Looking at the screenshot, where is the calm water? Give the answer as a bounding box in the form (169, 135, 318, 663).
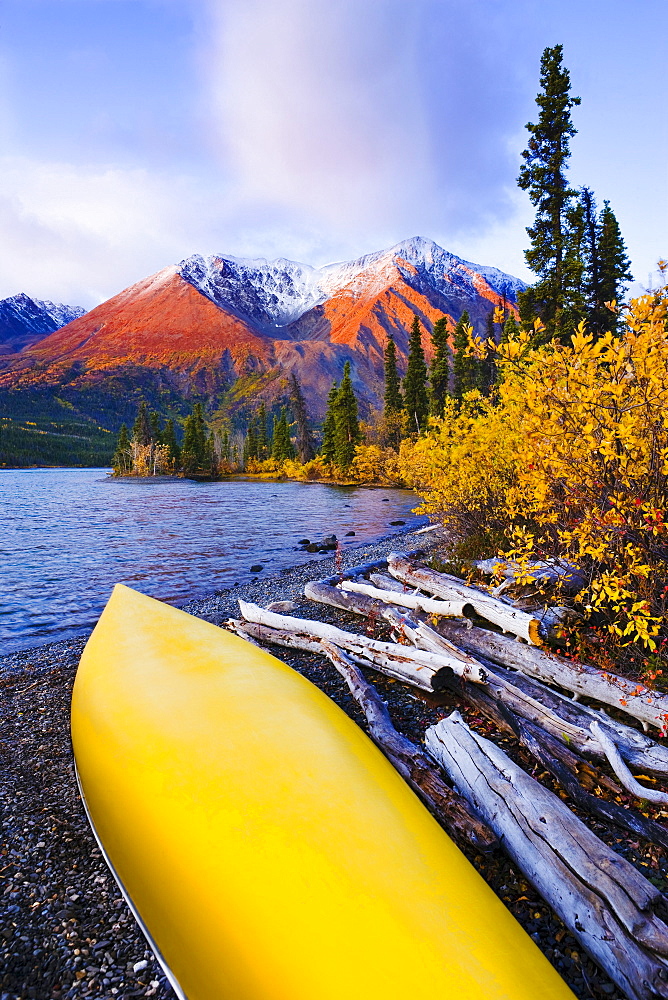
(0, 468, 424, 655)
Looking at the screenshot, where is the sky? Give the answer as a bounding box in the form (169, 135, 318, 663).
(0, 0, 665, 308)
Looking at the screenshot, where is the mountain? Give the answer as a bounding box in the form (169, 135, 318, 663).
(0, 293, 86, 355)
(0, 238, 525, 465)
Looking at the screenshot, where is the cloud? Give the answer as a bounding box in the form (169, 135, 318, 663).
(0, 155, 223, 306)
(203, 0, 529, 249)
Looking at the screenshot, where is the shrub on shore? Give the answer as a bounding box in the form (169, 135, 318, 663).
(398, 275, 668, 675)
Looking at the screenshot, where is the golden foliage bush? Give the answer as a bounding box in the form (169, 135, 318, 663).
(349, 445, 406, 486)
(401, 274, 668, 669)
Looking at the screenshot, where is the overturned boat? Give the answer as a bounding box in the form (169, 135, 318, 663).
(71, 583, 574, 1000)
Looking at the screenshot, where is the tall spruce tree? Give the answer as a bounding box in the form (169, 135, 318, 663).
(112, 423, 131, 475)
(403, 315, 429, 433)
(580, 189, 632, 336)
(518, 45, 583, 341)
(272, 408, 294, 461)
(597, 200, 633, 333)
(256, 402, 269, 460)
(452, 311, 478, 402)
(132, 402, 152, 446)
(243, 417, 258, 464)
(160, 418, 180, 468)
(333, 362, 360, 470)
(181, 403, 207, 474)
(320, 381, 338, 463)
(289, 372, 316, 463)
(429, 317, 450, 417)
(383, 336, 403, 414)
(477, 311, 497, 398)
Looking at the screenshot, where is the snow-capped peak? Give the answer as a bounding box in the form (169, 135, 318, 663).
(178, 238, 525, 329)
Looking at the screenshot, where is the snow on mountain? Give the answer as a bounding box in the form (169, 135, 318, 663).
(178, 237, 525, 331)
(0, 293, 87, 355)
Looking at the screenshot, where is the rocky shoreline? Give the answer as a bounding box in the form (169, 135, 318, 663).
(0, 524, 641, 999)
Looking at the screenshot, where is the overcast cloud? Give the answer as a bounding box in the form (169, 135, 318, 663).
(0, 0, 664, 307)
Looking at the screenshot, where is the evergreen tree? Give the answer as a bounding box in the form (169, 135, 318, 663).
(289, 372, 316, 463)
(383, 336, 403, 414)
(597, 200, 633, 333)
(149, 411, 161, 442)
(501, 313, 520, 345)
(453, 311, 479, 402)
(220, 428, 230, 462)
(333, 362, 360, 470)
(132, 402, 152, 446)
(243, 417, 258, 464)
(320, 381, 338, 463)
(181, 403, 207, 474)
(518, 45, 583, 340)
(579, 189, 633, 336)
(112, 423, 131, 475)
(403, 315, 429, 433)
(429, 317, 450, 417)
(160, 418, 180, 468)
(256, 402, 269, 460)
(272, 408, 294, 461)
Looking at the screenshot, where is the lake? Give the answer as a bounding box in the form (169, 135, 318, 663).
(0, 468, 424, 655)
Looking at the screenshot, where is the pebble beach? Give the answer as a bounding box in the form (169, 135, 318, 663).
(1, 524, 654, 1000)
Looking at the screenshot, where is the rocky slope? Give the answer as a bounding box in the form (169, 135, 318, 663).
(0, 237, 524, 433)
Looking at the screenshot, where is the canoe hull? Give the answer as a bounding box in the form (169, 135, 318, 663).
(71, 584, 574, 1000)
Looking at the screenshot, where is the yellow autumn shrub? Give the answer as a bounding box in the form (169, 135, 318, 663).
(402, 271, 668, 665)
(397, 394, 522, 540)
(498, 280, 668, 654)
(349, 445, 407, 486)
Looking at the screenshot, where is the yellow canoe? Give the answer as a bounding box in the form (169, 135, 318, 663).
(71, 584, 575, 1000)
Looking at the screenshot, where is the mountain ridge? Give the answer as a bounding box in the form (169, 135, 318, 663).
(0, 237, 525, 466)
(0, 293, 86, 355)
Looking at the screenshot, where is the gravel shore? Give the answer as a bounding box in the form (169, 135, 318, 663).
(1, 524, 661, 999)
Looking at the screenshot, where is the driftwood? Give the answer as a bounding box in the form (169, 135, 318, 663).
(317, 641, 496, 851)
(474, 556, 586, 593)
(436, 618, 668, 735)
(341, 578, 471, 618)
(387, 553, 546, 644)
(426, 711, 668, 1000)
(591, 722, 668, 806)
(306, 575, 668, 778)
(432, 665, 668, 851)
(237, 600, 486, 685)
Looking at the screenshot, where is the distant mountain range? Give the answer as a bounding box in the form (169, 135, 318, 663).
(0, 237, 525, 466)
(0, 293, 86, 355)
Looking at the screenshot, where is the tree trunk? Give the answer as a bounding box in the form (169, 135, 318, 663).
(435, 618, 668, 734)
(237, 600, 486, 685)
(426, 711, 668, 1000)
(387, 553, 546, 643)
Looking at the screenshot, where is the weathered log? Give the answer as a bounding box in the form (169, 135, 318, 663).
(305, 578, 485, 676)
(368, 572, 410, 593)
(591, 722, 668, 806)
(434, 666, 668, 850)
(230, 618, 433, 690)
(435, 618, 668, 735)
(474, 556, 586, 593)
(341, 578, 472, 618)
(426, 711, 668, 1000)
(387, 553, 545, 644)
(236, 601, 487, 685)
(317, 641, 496, 852)
(306, 575, 668, 777)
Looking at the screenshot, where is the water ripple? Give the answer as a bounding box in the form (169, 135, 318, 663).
(0, 468, 423, 655)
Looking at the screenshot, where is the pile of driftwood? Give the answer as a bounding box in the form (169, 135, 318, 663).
(227, 551, 668, 1000)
